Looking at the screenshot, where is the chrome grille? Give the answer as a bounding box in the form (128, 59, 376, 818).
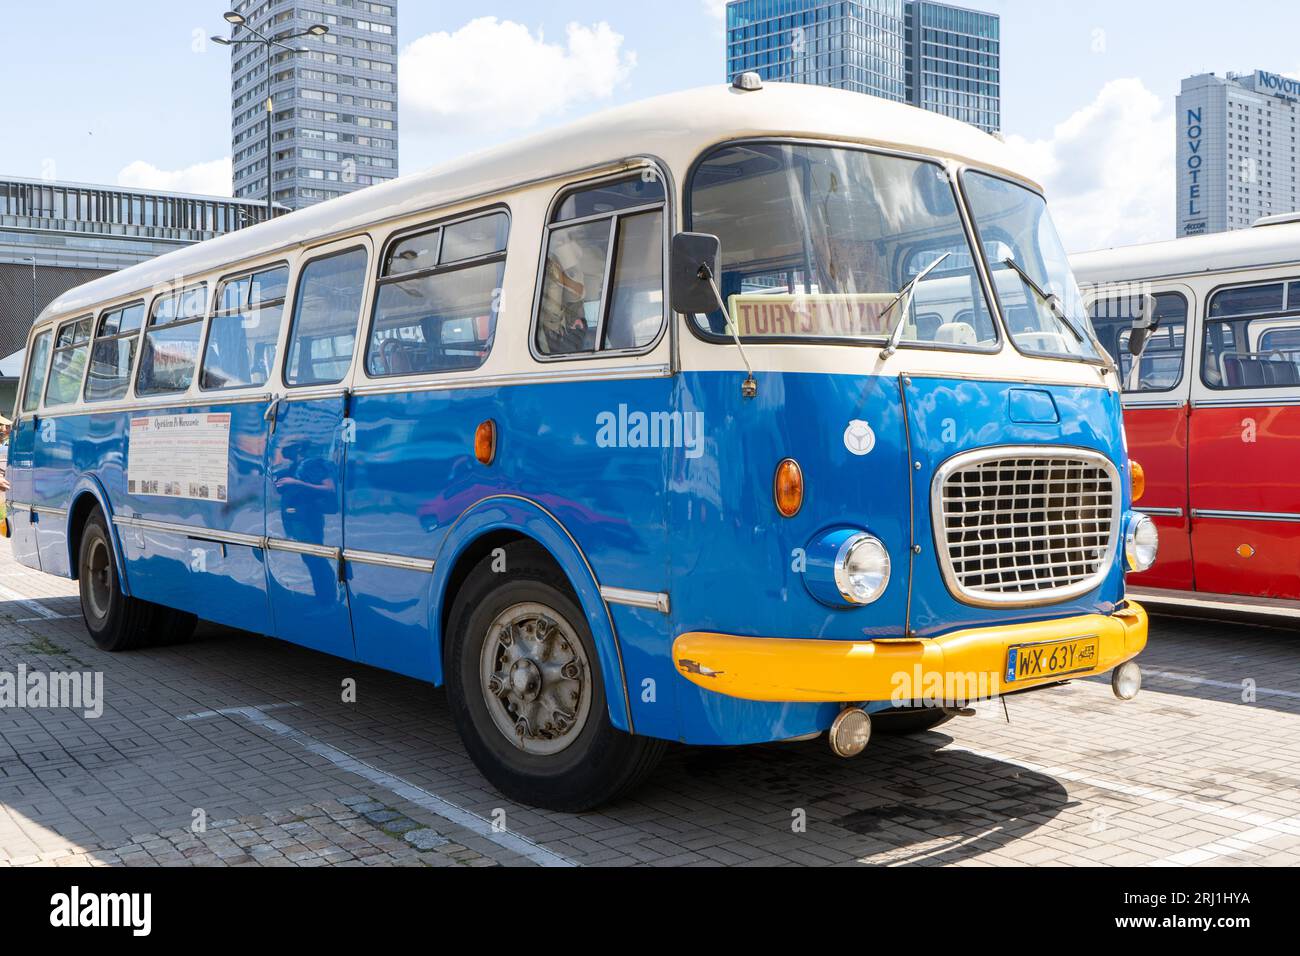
(932, 448, 1120, 607)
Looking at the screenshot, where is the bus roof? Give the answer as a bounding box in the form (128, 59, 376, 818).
(40, 82, 1034, 326)
(1072, 219, 1300, 286)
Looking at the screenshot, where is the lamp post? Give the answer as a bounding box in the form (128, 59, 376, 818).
(213, 10, 329, 223)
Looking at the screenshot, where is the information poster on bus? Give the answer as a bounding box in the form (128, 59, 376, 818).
(727, 293, 895, 339)
(127, 413, 232, 504)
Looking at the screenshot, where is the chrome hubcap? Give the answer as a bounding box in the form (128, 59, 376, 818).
(85, 537, 112, 621)
(479, 602, 591, 756)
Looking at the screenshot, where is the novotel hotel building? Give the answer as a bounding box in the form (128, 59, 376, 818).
(1177, 70, 1300, 237)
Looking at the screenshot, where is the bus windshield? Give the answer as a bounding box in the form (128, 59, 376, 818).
(962, 171, 1101, 361)
(689, 143, 998, 350)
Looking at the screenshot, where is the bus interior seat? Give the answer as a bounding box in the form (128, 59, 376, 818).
(934, 321, 977, 347)
(1223, 352, 1300, 388)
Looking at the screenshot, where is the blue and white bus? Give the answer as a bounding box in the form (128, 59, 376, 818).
(3, 79, 1152, 810)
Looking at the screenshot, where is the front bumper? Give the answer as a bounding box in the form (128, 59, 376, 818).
(673, 602, 1148, 704)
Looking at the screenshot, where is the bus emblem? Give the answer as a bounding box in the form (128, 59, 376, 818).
(844, 420, 876, 457)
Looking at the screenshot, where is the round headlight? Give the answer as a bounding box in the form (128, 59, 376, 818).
(834, 534, 891, 605)
(1125, 514, 1159, 572)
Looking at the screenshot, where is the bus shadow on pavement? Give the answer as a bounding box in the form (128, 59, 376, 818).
(659, 735, 1073, 865)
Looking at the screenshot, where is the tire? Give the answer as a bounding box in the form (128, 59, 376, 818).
(153, 607, 199, 646)
(446, 542, 665, 812)
(78, 508, 158, 652)
(871, 709, 955, 736)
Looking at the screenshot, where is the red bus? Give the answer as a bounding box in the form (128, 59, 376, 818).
(1074, 215, 1300, 622)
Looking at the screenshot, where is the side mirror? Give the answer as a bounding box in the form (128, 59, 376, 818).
(1128, 293, 1160, 358)
(670, 232, 724, 316)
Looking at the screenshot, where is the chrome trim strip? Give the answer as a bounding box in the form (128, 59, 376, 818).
(351, 363, 672, 398)
(1192, 397, 1300, 409)
(600, 586, 671, 615)
(930, 445, 1122, 610)
(1123, 400, 1185, 411)
(265, 537, 342, 560)
(343, 549, 435, 573)
(7, 502, 31, 513)
(34, 506, 69, 519)
(35, 391, 273, 420)
(112, 515, 265, 549)
(1191, 509, 1300, 523)
(1137, 507, 1185, 518)
(283, 387, 350, 403)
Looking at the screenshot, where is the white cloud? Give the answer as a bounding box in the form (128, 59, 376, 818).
(400, 17, 636, 135)
(1003, 78, 1174, 253)
(116, 158, 232, 197)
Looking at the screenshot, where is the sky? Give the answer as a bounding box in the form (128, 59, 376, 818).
(1, 0, 1298, 252)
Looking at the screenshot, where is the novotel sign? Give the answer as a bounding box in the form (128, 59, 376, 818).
(1184, 106, 1206, 227)
(1256, 70, 1300, 99)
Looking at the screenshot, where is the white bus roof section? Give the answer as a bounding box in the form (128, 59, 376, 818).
(1073, 220, 1300, 287)
(41, 83, 1033, 324)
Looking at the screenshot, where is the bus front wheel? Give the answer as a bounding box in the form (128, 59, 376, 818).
(77, 509, 158, 653)
(446, 542, 665, 812)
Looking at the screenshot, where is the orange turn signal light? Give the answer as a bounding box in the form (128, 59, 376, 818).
(774, 458, 804, 518)
(475, 419, 497, 466)
(1129, 460, 1146, 504)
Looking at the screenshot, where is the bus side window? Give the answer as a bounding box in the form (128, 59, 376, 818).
(367, 211, 509, 377)
(1088, 292, 1188, 392)
(284, 247, 369, 387)
(203, 265, 290, 390)
(137, 283, 209, 396)
(21, 330, 53, 413)
(534, 175, 666, 358)
(1202, 280, 1300, 390)
(44, 317, 92, 407)
(85, 302, 145, 403)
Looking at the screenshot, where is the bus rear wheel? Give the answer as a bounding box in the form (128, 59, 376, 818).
(78, 509, 158, 653)
(446, 543, 665, 812)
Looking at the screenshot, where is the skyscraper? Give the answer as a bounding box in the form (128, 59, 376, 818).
(228, 0, 400, 212)
(725, 0, 1001, 135)
(1176, 71, 1300, 237)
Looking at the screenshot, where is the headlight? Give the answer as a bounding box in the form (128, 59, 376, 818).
(1124, 514, 1159, 572)
(834, 534, 891, 605)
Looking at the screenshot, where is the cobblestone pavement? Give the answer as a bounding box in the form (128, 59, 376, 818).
(3, 537, 1299, 867)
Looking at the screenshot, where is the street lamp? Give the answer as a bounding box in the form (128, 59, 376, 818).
(212, 10, 329, 223)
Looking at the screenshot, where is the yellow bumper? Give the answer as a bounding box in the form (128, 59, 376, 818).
(673, 603, 1148, 704)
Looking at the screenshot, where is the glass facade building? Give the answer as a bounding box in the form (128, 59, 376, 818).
(227, 0, 400, 211)
(905, 1, 1000, 134)
(726, 0, 1001, 135)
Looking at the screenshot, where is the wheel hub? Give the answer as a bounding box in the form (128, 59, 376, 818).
(480, 603, 591, 756)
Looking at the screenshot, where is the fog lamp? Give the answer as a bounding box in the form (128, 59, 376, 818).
(829, 707, 872, 758)
(1112, 661, 1142, 701)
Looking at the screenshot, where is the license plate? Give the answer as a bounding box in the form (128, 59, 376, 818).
(1005, 636, 1099, 683)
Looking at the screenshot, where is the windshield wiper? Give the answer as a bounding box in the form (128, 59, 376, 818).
(999, 257, 1083, 344)
(879, 252, 951, 358)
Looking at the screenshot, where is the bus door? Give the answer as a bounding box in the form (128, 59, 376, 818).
(1090, 288, 1195, 591)
(7, 328, 52, 568)
(264, 241, 371, 661)
(1189, 277, 1300, 598)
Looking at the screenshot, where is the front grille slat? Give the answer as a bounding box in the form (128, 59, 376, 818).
(934, 448, 1119, 606)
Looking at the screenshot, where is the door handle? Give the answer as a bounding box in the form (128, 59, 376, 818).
(264, 395, 284, 435)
